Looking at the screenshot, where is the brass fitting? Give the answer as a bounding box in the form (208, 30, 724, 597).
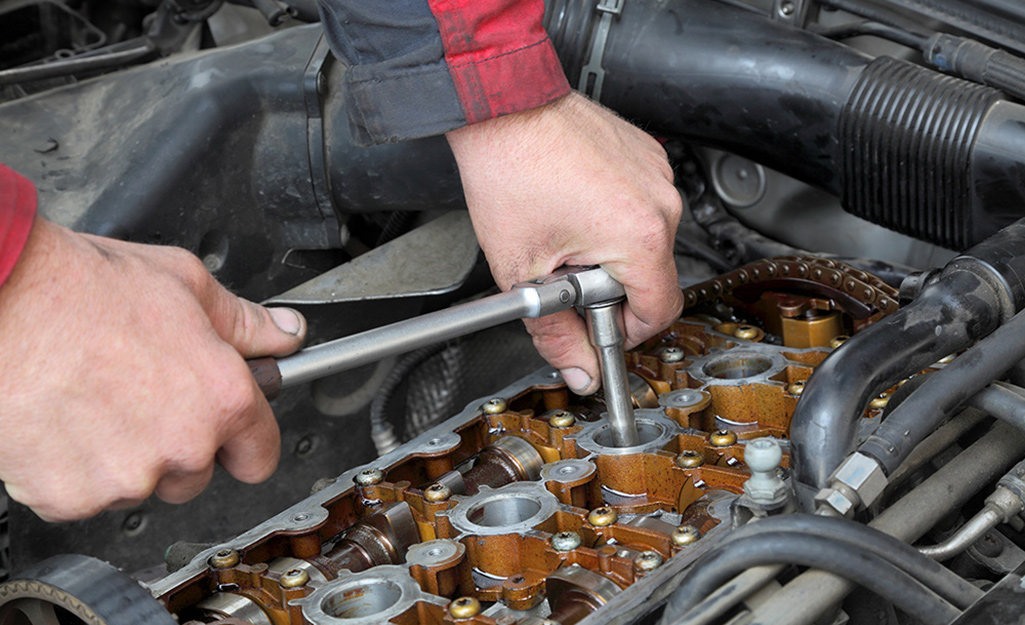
(449, 596, 482, 619)
(670, 525, 702, 547)
(481, 397, 508, 415)
(424, 483, 452, 503)
(279, 568, 310, 589)
(354, 468, 384, 487)
(549, 410, 577, 428)
(674, 449, 705, 469)
(208, 548, 240, 569)
(709, 429, 738, 447)
(587, 506, 618, 527)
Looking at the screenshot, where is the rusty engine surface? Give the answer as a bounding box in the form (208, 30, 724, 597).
(120, 256, 899, 625)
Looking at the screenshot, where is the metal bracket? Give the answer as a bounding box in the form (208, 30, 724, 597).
(577, 0, 625, 101)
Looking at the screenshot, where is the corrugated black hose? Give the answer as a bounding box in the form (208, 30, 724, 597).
(369, 343, 448, 456)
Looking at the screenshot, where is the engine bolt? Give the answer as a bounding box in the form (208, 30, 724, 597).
(448, 596, 482, 619)
(279, 568, 310, 589)
(588, 506, 618, 527)
(735, 325, 759, 340)
(671, 525, 702, 547)
(424, 483, 452, 503)
(870, 394, 891, 409)
(354, 468, 384, 487)
(481, 397, 508, 415)
(660, 346, 686, 363)
(709, 429, 737, 447)
(550, 531, 583, 552)
(633, 550, 664, 572)
(549, 410, 577, 428)
(788, 381, 805, 396)
(779, 0, 796, 16)
(674, 449, 705, 469)
(209, 548, 240, 569)
(829, 335, 850, 349)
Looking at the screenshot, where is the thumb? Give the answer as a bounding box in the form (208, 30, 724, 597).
(206, 289, 307, 358)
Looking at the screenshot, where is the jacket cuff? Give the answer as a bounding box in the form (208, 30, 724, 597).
(343, 58, 468, 146)
(0, 165, 38, 289)
(429, 0, 571, 125)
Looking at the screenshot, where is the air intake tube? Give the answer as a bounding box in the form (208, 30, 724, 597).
(544, 0, 1025, 249)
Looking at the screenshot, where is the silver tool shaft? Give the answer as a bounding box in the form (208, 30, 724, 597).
(279, 285, 565, 389)
(585, 302, 640, 447)
(249, 266, 629, 400)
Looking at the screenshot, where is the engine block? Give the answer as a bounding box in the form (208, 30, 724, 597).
(1, 257, 902, 625)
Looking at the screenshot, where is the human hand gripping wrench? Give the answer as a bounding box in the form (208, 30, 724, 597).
(248, 266, 641, 447)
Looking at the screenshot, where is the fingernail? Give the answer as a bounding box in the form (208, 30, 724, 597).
(560, 367, 592, 393)
(269, 307, 302, 335)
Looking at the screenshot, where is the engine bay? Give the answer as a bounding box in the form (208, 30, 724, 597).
(5, 0, 1025, 623)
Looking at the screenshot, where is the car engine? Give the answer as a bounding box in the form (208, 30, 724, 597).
(4, 0, 1025, 623)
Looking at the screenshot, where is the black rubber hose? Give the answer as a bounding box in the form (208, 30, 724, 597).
(661, 534, 960, 625)
(660, 514, 980, 623)
(861, 308, 1025, 474)
(790, 217, 1025, 498)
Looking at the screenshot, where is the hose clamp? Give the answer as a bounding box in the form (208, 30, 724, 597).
(578, 0, 624, 100)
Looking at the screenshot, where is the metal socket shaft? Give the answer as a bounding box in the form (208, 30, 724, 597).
(585, 302, 639, 447)
(277, 280, 577, 390)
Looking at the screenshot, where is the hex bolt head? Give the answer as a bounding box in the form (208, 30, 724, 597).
(735, 325, 759, 340)
(279, 568, 310, 589)
(675, 449, 706, 469)
(587, 506, 618, 527)
(449, 596, 482, 619)
(633, 550, 664, 572)
(660, 346, 686, 363)
(788, 381, 805, 396)
(354, 468, 384, 487)
(424, 483, 452, 503)
(209, 548, 240, 569)
(829, 335, 850, 349)
(709, 429, 738, 447)
(671, 525, 702, 547)
(482, 397, 508, 415)
(550, 531, 583, 552)
(549, 410, 577, 428)
(870, 394, 891, 409)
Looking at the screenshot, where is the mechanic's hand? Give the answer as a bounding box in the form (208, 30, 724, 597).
(0, 218, 306, 522)
(447, 91, 683, 395)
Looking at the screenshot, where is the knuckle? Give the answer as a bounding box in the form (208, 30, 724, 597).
(171, 248, 212, 293)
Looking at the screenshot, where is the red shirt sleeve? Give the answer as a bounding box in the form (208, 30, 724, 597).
(0, 165, 38, 288)
(427, 0, 571, 125)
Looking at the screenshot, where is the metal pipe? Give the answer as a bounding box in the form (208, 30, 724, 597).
(967, 382, 1025, 432)
(917, 504, 1004, 561)
(584, 303, 639, 447)
(746, 422, 1025, 625)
